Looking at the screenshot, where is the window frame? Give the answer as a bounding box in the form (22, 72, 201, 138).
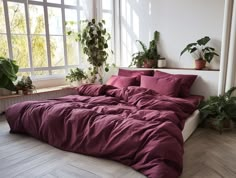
(1, 0, 117, 88)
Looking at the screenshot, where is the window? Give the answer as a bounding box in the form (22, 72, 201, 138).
(0, 0, 116, 82)
(100, 0, 115, 64)
(0, 0, 86, 79)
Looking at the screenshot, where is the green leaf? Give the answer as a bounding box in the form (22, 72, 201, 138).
(197, 36, 210, 46)
(190, 47, 197, 53)
(137, 40, 148, 53)
(180, 43, 197, 56)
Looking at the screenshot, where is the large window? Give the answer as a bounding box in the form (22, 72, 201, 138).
(0, 0, 116, 80)
(100, 0, 114, 64)
(0, 0, 89, 79)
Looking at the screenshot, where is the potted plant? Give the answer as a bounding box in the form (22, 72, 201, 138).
(66, 19, 112, 84)
(0, 57, 19, 95)
(180, 36, 219, 70)
(130, 31, 160, 68)
(199, 87, 236, 133)
(66, 67, 87, 86)
(16, 76, 35, 95)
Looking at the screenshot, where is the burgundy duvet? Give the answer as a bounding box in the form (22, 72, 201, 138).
(6, 85, 197, 178)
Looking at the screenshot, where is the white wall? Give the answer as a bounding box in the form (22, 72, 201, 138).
(120, 0, 225, 69)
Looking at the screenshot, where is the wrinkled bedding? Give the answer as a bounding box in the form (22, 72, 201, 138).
(6, 84, 197, 178)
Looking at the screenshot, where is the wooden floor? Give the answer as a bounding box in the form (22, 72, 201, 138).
(0, 117, 236, 178)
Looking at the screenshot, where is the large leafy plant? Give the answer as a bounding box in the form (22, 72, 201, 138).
(180, 36, 219, 63)
(0, 57, 19, 91)
(199, 87, 236, 131)
(67, 19, 112, 83)
(130, 31, 160, 67)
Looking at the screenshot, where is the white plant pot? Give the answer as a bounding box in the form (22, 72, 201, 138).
(158, 59, 167, 68)
(0, 88, 12, 96)
(71, 81, 82, 87)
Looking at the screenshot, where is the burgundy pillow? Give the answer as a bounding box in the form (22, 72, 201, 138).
(118, 69, 154, 85)
(106, 75, 137, 88)
(140, 75, 181, 97)
(154, 70, 197, 97)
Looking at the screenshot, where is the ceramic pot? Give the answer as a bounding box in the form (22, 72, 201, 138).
(195, 59, 206, 70)
(0, 88, 12, 96)
(158, 59, 166, 68)
(143, 59, 156, 68)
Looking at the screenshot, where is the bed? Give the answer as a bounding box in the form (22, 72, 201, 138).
(5, 69, 204, 178)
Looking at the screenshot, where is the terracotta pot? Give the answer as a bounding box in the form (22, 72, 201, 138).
(195, 59, 206, 70)
(143, 59, 157, 68)
(205, 118, 234, 134)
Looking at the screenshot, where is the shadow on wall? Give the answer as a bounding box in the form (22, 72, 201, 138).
(120, 0, 224, 69)
(120, 0, 154, 67)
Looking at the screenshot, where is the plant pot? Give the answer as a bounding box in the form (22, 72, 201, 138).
(195, 59, 206, 70)
(71, 81, 82, 87)
(143, 59, 157, 68)
(0, 88, 12, 96)
(157, 58, 166, 68)
(205, 118, 234, 133)
(23, 89, 28, 95)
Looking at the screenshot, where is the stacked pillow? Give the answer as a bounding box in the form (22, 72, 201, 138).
(106, 69, 154, 88)
(153, 70, 197, 97)
(106, 68, 197, 97)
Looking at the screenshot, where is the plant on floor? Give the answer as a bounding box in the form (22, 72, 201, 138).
(66, 19, 113, 84)
(130, 31, 160, 68)
(66, 67, 87, 83)
(180, 36, 219, 70)
(199, 87, 236, 133)
(0, 57, 19, 91)
(16, 76, 35, 94)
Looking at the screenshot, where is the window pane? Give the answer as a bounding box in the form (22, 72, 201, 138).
(65, 9, 77, 31)
(17, 72, 31, 77)
(29, 5, 45, 35)
(64, 0, 77, 6)
(102, 12, 112, 34)
(0, 0, 6, 33)
(80, 10, 86, 21)
(0, 35, 8, 57)
(102, 0, 112, 11)
(52, 69, 65, 75)
(11, 35, 29, 68)
(33, 70, 49, 76)
(8, 2, 27, 34)
(66, 36, 79, 65)
(31, 35, 48, 67)
(47, 0, 61, 4)
(50, 36, 65, 66)
(48, 7, 63, 35)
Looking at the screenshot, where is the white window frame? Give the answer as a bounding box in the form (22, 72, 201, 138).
(1, 0, 117, 88)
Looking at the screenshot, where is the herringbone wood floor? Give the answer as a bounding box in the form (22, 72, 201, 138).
(181, 128, 236, 178)
(1, 117, 236, 178)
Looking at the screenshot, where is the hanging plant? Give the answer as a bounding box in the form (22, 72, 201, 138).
(66, 19, 113, 83)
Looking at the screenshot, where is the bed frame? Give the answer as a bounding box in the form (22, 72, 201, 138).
(105, 67, 220, 141)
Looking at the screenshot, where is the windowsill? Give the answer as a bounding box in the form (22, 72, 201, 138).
(125, 67, 220, 71)
(0, 85, 75, 100)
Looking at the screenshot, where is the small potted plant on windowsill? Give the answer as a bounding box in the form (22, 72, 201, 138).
(180, 36, 219, 70)
(16, 76, 35, 95)
(66, 68, 87, 86)
(199, 87, 236, 133)
(129, 31, 161, 68)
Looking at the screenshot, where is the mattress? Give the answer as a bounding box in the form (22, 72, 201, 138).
(182, 110, 200, 142)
